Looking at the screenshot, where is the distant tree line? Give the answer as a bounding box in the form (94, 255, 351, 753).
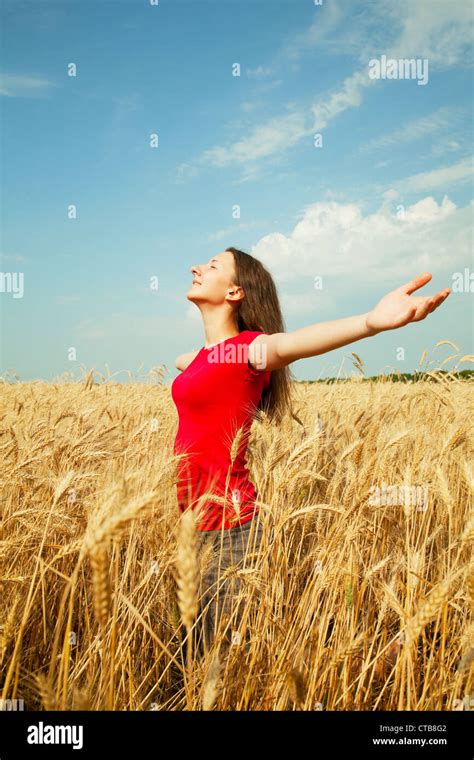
(301, 369, 474, 384)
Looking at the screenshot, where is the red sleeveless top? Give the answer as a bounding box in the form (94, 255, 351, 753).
(171, 330, 271, 530)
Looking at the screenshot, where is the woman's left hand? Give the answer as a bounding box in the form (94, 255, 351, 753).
(366, 272, 451, 334)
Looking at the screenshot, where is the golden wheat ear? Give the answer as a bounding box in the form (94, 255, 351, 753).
(175, 509, 199, 630)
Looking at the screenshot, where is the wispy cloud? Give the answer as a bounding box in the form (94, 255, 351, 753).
(246, 65, 275, 79)
(175, 110, 309, 182)
(284, 0, 360, 61)
(0, 251, 29, 263)
(239, 77, 283, 113)
(310, 68, 373, 131)
(285, 0, 473, 68)
(174, 0, 472, 183)
(430, 140, 463, 158)
(96, 92, 144, 166)
(359, 106, 465, 154)
(207, 220, 264, 243)
(280, 289, 336, 316)
(0, 72, 58, 98)
(393, 157, 473, 193)
(384, 0, 473, 68)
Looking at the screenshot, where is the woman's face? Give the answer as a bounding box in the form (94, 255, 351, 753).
(188, 251, 243, 305)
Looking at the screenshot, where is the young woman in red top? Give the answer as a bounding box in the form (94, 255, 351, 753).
(171, 246, 450, 656)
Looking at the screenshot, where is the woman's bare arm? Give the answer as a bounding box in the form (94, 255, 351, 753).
(175, 349, 199, 372)
(248, 273, 451, 372)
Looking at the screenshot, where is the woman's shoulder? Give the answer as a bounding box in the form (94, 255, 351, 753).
(238, 331, 272, 382)
(239, 330, 271, 356)
(238, 329, 265, 343)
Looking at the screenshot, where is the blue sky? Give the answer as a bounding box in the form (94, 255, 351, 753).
(1, 0, 473, 382)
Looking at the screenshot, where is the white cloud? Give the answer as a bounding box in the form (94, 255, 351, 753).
(199, 111, 308, 168)
(359, 106, 464, 153)
(286, 0, 473, 69)
(0, 72, 58, 97)
(175, 0, 471, 182)
(310, 69, 373, 131)
(239, 79, 283, 113)
(280, 289, 335, 316)
(430, 140, 463, 158)
(284, 0, 351, 60)
(384, 0, 473, 68)
(251, 194, 472, 285)
(207, 220, 263, 242)
(0, 252, 29, 262)
(246, 65, 275, 79)
(393, 157, 473, 193)
(240, 101, 259, 113)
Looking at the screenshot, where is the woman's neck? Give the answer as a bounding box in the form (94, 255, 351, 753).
(200, 314, 240, 349)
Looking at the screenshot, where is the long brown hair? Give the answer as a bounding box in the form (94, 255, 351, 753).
(225, 246, 302, 427)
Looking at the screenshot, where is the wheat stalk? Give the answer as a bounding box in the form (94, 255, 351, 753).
(175, 509, 199, 630)
(404, 577, 452, 645)
(460, 513, 474, 546)
(201, 654, 221, 710)
(286, 666, 307, 708)
(83, 489, 160, 554)
(89, 546, 112, 630)
(72, 686, 91, 711)
(35, 672, 57, 711)
(230, 426, 244, 463)
(0, 596, 19, 665)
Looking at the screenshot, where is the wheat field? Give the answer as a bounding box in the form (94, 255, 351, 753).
(1, 371, 473, 711)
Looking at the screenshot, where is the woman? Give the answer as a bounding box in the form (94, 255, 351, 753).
(171, 246, 450, 657)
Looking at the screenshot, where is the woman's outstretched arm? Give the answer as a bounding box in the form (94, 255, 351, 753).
(249, 273, 451, 371)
